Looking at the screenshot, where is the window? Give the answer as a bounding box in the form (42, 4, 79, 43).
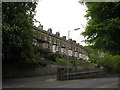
(43, 43, 46, 48)
(79, 53, 82, 58)
(45, 36, 47, 41)
(86, 56, 89, 61)
(82, 54, 86, 60)
(33, 40, 37, 46)
(61, 48, 64, 53)
(56, 46, 58, 51)
(52, 45, 56, 52)
(49, 37, 52, 43)
(75, 52, 78, 57)
(68, 50, 72, 56)
(52, 45, 58, 52)
(45, 43, 48, 48)
(54, 39, 57, 44)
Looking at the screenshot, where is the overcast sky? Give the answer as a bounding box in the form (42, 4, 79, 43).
(34, 0, 88, 46)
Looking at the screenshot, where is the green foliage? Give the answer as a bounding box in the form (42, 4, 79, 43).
(84, 45, 100, 63)
(69, 59, 81, 66)
(51, 58, 70, 65)
(85, 46, 120, 73)
(97, 53, 120, 73)
(47, 53, 58, 62)
(2, 2, 37, 64)
(82, 2, 120, 55)
(47, 52, 64, 62)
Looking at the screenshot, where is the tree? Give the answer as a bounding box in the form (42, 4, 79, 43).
(84, 45, 120, 73)
(2, 2, 37, 64)
(82, 2, 120, 55)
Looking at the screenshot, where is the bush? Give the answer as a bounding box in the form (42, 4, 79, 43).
(97, 53, 120, 73)
(47, 53, 58, 62)
(53, 58, 70, 65)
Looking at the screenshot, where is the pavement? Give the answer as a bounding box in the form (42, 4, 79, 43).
(2, 75, 120, 88)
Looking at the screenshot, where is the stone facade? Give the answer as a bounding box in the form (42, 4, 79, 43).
(33, 25, 90, 61)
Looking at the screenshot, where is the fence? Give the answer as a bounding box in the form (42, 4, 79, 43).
(57, 68, 105, 80)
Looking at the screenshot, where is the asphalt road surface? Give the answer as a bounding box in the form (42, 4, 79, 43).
(2, 75, 119, 88)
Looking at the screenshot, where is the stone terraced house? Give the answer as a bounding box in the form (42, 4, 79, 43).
(33, 25, 90, 61)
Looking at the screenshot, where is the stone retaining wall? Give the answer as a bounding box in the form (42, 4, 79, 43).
(3, 63, 97, 78)
(3, 64, 57, 78)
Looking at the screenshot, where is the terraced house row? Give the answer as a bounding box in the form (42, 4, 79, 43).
(33, 25, 90, 61)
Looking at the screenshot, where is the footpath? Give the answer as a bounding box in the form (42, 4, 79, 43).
(2, 75, 56, 88)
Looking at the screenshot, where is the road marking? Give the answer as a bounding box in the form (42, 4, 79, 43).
(97, 82, 119, 88)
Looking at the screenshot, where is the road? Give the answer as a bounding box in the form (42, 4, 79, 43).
(2, 75, 119, 88)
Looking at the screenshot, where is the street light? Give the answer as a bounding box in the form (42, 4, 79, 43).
(67, 28, 80, 80)
(68, 28, 80, 40)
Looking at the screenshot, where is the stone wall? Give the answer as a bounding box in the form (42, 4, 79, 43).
(3, 64, 57, 78)
(3, 63, 97, 78)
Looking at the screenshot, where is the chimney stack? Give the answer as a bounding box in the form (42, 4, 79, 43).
(72, 40, 76, 43)
(68, 39, 72, 42)
(47, 28, 52, 33)
(56, 32, 60, 37)
(62, 36, 66, 40)
(38, 25, 43, 30)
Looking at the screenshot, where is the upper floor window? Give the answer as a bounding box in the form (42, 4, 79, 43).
(54, 39, 58, 44)
(68, 49, 72, 56)
(52, 45, 58, 52)
(45, 36, 47, 41)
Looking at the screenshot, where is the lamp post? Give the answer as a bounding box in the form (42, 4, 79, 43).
(68, 28, 80, 40)
(67, 28, 80, 80)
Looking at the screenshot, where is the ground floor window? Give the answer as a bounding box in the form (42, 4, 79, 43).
(75, 52, 78, 57)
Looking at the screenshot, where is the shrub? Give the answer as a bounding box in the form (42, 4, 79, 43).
(53, 58, 70, 65)
(97, 53, 120, 73)
(47, 53, 60, 62)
